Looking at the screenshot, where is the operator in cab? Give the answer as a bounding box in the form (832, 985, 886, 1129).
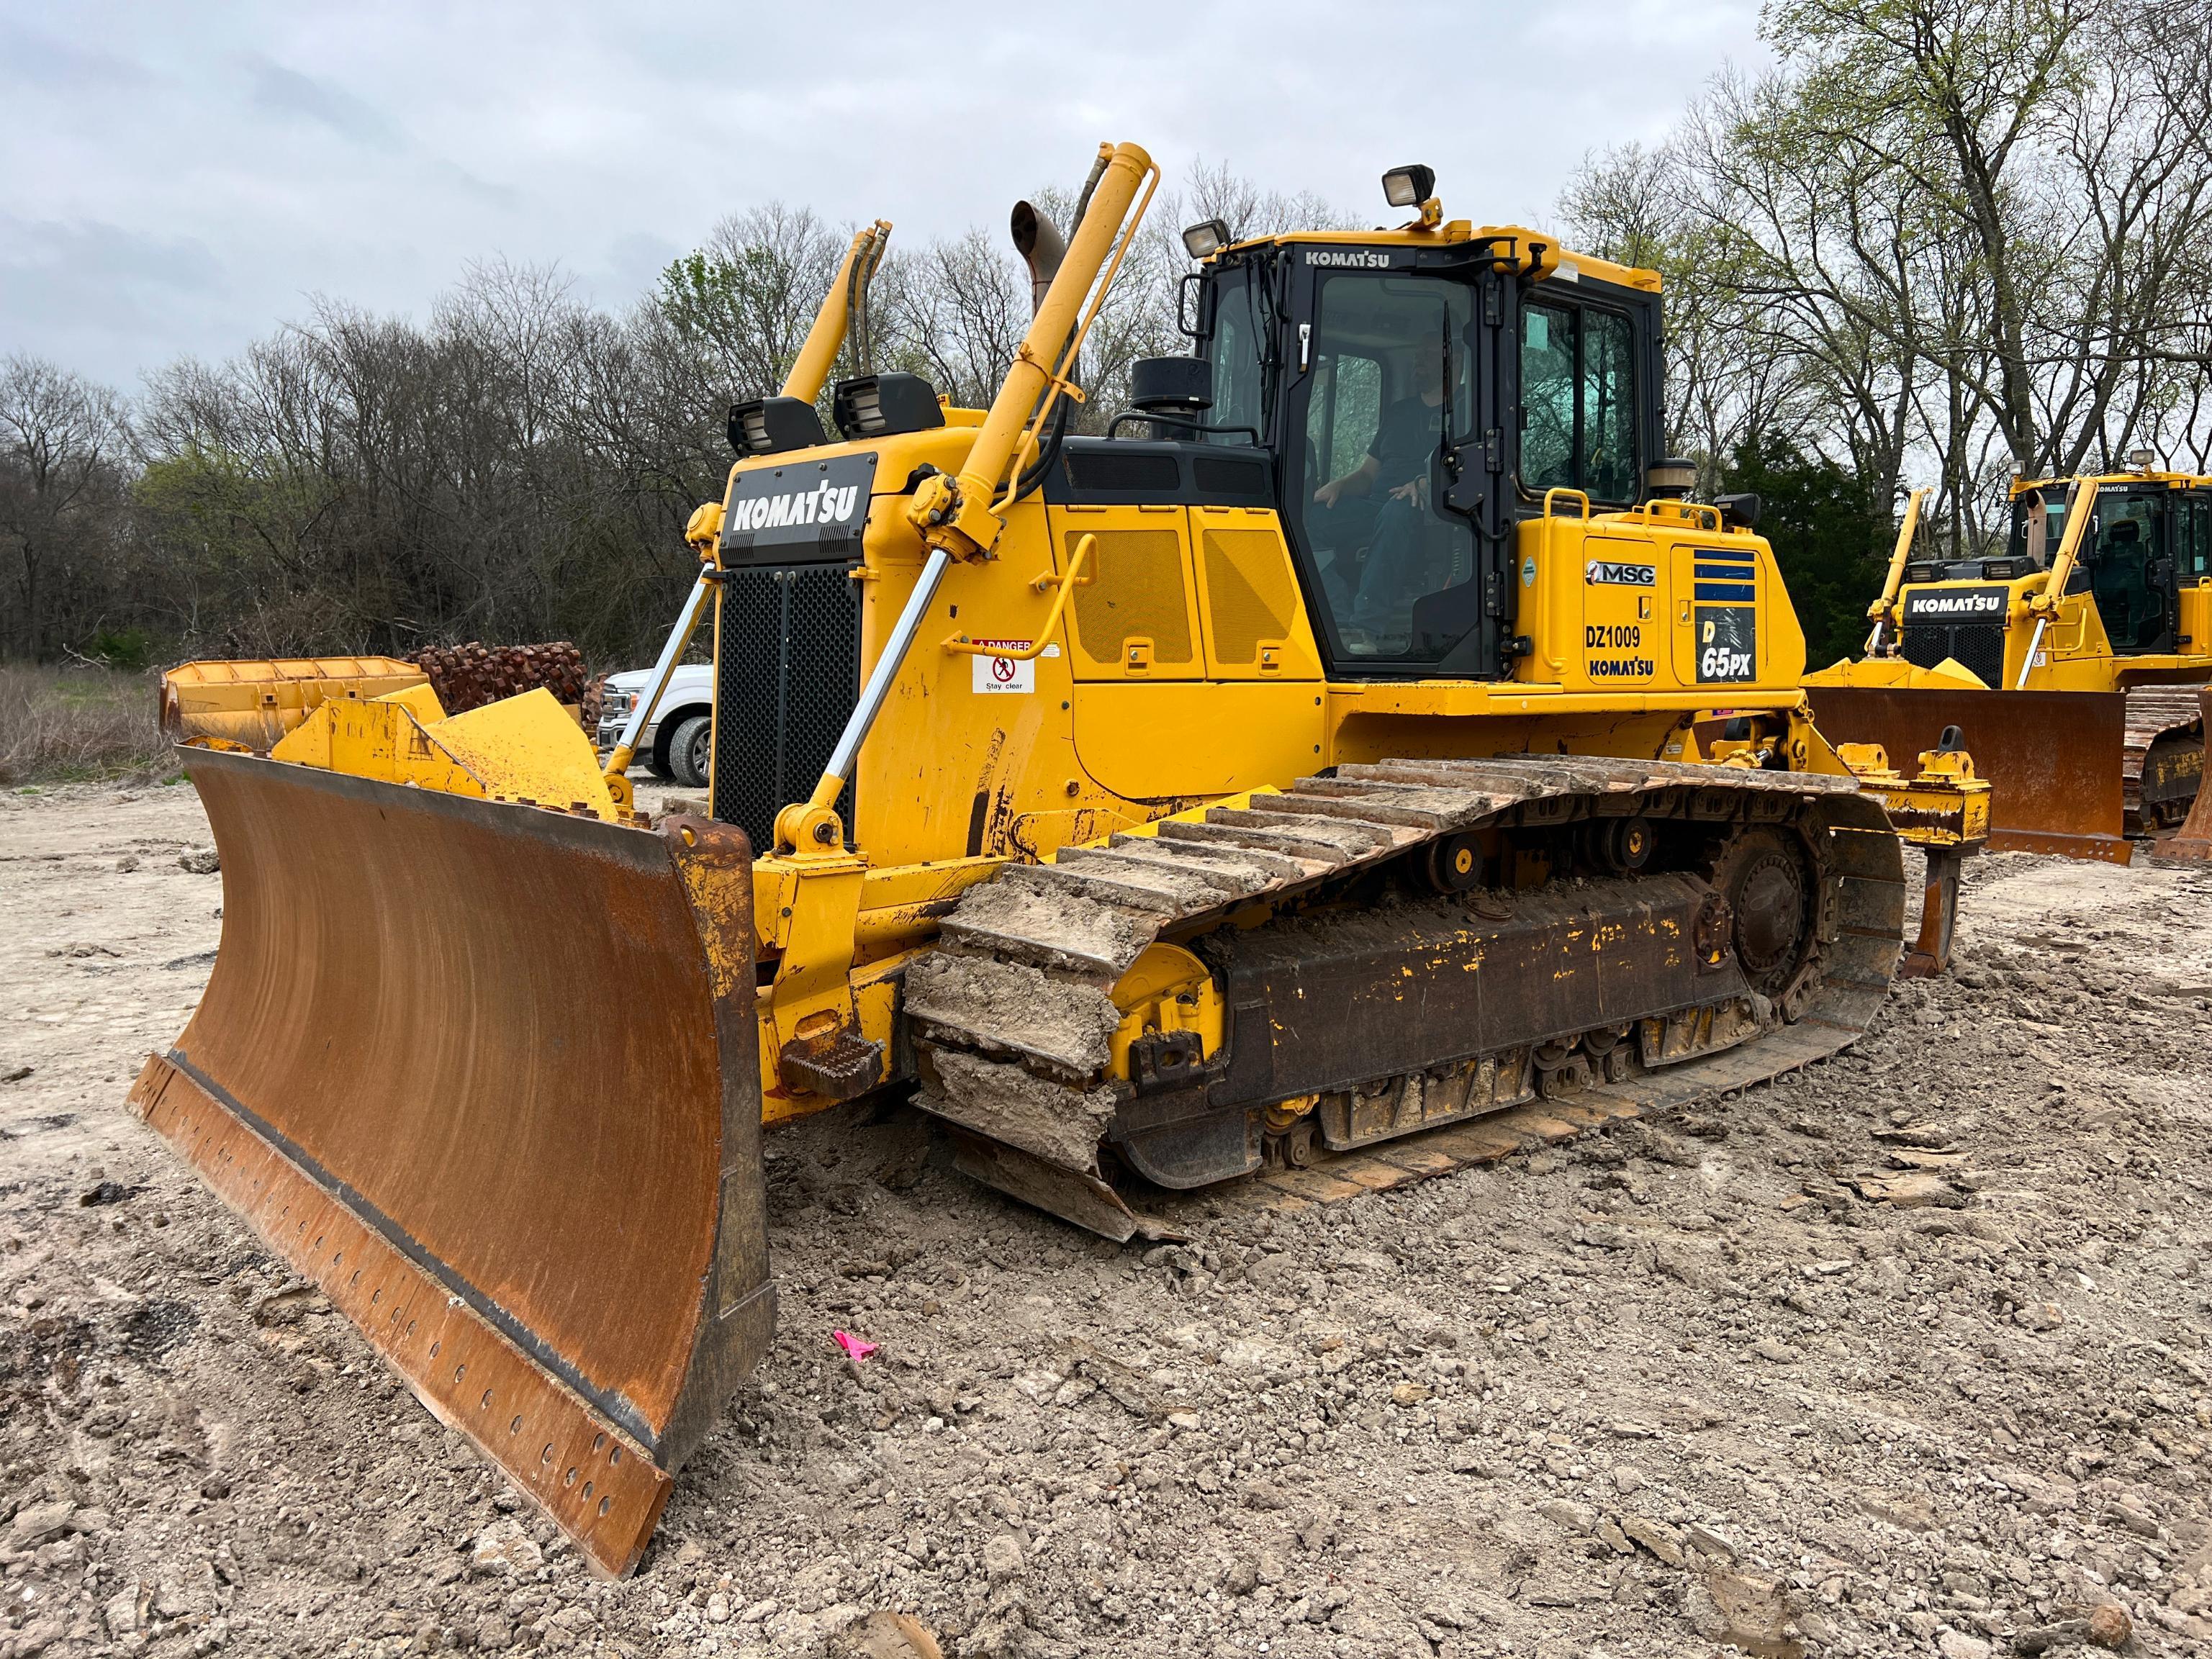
(1309, 350, 1448, 633)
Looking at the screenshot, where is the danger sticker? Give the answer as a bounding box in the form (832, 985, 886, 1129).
(970, 641, 1049, 695)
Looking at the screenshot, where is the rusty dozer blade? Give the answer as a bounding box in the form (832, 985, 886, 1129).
(1806, 685, 2132, 862)
(127, 748, 772, 1577)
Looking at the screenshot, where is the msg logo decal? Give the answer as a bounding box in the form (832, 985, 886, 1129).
(1696, 607, 1757, 684)
(1585, 560, 1656, 587)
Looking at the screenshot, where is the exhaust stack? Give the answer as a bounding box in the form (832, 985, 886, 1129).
(1011, 200, 1066, 315)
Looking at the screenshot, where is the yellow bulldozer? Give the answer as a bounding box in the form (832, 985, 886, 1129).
(130, 144, 1987, 1576)
(1806, 465, 2212, 861)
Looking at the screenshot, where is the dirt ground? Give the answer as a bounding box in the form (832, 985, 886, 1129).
(4, 778, 2212, 1659)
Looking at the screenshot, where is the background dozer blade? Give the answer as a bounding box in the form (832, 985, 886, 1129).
(1806, 685, 2132, 862)
(126, 749, 772, 1577)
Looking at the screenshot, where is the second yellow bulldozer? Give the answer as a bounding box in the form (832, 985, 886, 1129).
(130, 145, 1984, 1576)
(1807, 466, 2212, 860)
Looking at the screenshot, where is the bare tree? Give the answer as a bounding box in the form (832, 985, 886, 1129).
(1181, 157, 1350, 242)
(0, 356, 130, 659)
(1564, 0, 2212, 555)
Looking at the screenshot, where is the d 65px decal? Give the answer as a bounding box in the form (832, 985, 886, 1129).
(1696, 607, 1757, 684)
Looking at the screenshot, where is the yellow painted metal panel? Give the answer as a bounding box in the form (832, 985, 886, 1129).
(1190, 506, 1323, 681)
(268, 688, 615, 820)
(431, 691, 617, 818)
(1072, 680, 1327, 800)
(1049, 505, 1205, 680)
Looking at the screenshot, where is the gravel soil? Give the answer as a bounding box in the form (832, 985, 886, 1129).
(4, 779, 2212, 1659)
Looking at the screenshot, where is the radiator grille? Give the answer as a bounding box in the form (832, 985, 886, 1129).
(710, 565, 862, 852)
(1900, 620, 2006, 687)
(1067, 530, 1194, 668)
(1201, 529, 1295, 664)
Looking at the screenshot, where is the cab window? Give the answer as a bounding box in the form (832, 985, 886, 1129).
(2188, 495, 2212, 580)
(1205, 266, 1270, 443)
(1291, 272, 1478, 664)
(1520, 302, 1638, 503)
(2087, 491, 2168, 651)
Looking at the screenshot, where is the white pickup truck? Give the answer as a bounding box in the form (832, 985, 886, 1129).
(595, 665, 715, 787)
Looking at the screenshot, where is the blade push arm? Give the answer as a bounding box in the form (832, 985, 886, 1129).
(779, 142, 1160, 856)
(2018, 476, 2095, 688)
(1865, 487, 1928, 654)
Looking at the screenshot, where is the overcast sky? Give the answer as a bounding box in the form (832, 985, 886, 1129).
(1, 0, 1769, 390)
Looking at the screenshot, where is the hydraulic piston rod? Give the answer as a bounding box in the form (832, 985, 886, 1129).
(1865, 487, 1929, 655)
(2018, 476, 2095, 689)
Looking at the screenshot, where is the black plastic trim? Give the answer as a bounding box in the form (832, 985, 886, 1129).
(1039, 437, 1275, 507)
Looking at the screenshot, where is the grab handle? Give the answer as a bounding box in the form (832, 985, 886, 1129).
(942, 533, 1097, 661)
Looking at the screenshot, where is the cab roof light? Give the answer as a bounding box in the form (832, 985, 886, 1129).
(1181, 219, 1232, 260)
(1381, 164, 1436, 209)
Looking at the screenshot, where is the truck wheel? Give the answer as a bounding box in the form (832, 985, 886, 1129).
(665, 713, 713, 790)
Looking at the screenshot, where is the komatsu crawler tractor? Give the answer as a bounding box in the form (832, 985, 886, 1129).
(130, 145, 1984, 1574)
(1807, 466, 2212, 861)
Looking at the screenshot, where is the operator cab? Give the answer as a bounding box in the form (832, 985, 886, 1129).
(2000, 471, 2212, 656)
(1152, 176, 1666, 681)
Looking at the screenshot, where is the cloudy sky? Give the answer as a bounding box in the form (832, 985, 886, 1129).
(1, 0, 1769, 389)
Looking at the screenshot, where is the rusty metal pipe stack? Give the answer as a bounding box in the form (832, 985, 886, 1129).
(410, 642, 590, 715)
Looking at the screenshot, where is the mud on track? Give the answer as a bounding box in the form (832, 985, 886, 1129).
(4, 779, 2212, 1658)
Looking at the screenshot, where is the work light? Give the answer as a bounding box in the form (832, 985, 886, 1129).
(1182, 220, 1232, 259)
(1382, 164, 1436, 208)
(727, 395, 827, 457)
(831, 373, 946, 441)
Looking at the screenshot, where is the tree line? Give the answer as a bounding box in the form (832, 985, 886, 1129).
(1558, 0, 2212, 659)
(5, 2, 2210, 672)
(0, 162, 1334, 671)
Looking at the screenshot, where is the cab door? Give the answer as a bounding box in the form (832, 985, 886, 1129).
(2086, 494, 2173, 654)
(2180, 492, 2212, 656)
